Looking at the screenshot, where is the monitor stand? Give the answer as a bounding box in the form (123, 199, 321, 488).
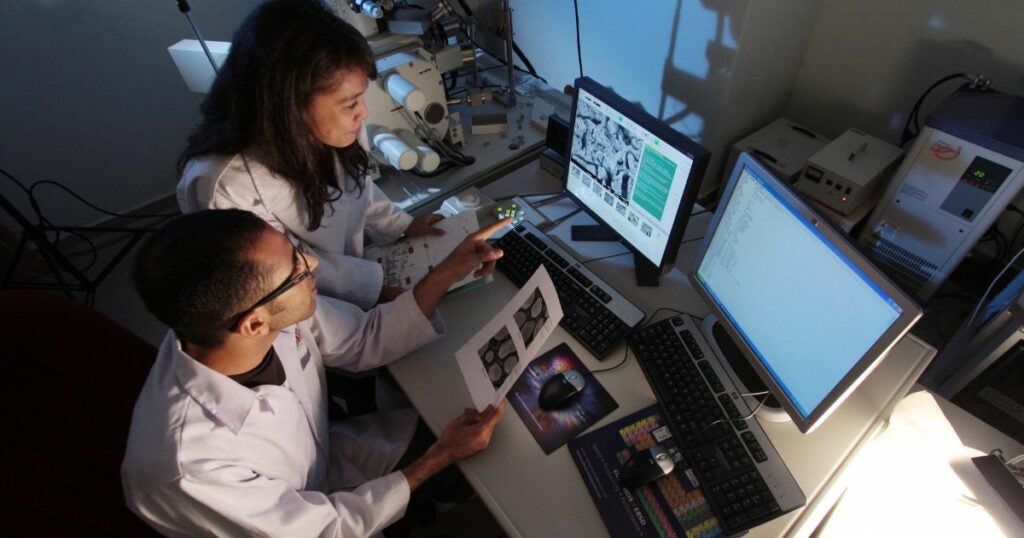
(571, 224, 661, 287)
(701, 315, 790, 424)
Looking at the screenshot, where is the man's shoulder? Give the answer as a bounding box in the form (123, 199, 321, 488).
(122, 340, 240, 486)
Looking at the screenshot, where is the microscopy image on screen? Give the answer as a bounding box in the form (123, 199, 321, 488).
(572, 99, 644, 201)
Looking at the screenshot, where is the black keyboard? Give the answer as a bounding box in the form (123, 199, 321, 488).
(631, 314, 805, 534)
(495, 222, 644, 358)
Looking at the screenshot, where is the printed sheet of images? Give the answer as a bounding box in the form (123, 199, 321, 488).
(364, 210, 485, 291)
(455, 265, 563, 411)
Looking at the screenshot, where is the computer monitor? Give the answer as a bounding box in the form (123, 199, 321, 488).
(692, 152, 923, 433)
(563, 77, 709, 286)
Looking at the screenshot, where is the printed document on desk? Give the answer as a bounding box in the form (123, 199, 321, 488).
(365, 210, 486, 291)
(455, 266, 563, 411)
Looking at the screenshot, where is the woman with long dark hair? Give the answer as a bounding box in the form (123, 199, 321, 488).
(177, 0, 442, 309)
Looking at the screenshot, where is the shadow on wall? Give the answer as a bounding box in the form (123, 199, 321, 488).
(796, 37, 1024, 145)
(655, 0, 743, 149)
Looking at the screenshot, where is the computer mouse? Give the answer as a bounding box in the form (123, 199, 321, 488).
(619, 445, 675, 489)
(538, 370, 586, 410)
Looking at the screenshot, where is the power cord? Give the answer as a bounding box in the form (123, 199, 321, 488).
(2, 169, 144, 273)
(899, 73, 973, 146)
(572, 0, 583, 78)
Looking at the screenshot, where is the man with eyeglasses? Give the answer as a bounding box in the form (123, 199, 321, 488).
(122, 209, 509, 536)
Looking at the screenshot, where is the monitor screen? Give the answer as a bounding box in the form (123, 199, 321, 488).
(692, 152, 922, 433)
(563, 77, 708, 269)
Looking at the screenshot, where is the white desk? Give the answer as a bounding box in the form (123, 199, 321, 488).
(387, 162, 937, 537)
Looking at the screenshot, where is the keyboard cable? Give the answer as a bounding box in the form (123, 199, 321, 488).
(699, 391, 772, 434)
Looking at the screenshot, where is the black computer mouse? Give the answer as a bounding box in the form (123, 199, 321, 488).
(538, 370, 586, 410)
(619, 445, 675, 489)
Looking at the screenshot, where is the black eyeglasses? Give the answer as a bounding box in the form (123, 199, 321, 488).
(229, 243, 312, 330)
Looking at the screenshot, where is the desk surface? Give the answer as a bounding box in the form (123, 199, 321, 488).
(388, 163, 937, 537)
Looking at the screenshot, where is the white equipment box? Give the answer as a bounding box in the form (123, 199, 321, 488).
(725, 118, 830, 185)
(859, 91, 1024, 299)
(795, 129, 902, 216)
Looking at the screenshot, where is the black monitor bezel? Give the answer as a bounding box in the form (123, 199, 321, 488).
(562, 77, 710, 270)
(690, 152, 923, 433)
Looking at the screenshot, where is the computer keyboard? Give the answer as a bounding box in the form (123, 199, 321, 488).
(494, 221, 645, 358)
(630, 314, 805, 534)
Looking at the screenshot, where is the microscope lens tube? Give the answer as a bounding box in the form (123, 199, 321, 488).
(386, 74, 427, 112)
(372, 130, 417, 170)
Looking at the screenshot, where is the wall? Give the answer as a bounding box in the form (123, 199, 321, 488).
(4, 0, 1022, 233)
(785, 0, 1024, 142)
(510, 0, 821, 199)
(0, 0, 254, 235)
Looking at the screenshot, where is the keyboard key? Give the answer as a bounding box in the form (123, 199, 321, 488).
(495, 223, 642, 359)
(630, 316, 802, 535)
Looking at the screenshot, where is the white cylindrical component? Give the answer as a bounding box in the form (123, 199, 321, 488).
(416, 147, 440, 172)
(356, 0, 383, 18)
(386, 74, 426, 112)
(372, 129, 417, 170)
(398, 131, 440, 173)
(334, 2, 379, 36)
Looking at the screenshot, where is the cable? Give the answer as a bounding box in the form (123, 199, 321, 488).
(589, 342, 630, 374)
(28, 181, 178, 219)
(900, 73, 969, 146)
(458, 30, 545, 84)
(699, 391, 772, 433)
(521, 192, 561, 201)
(581, 250, 631, 265)
(1, 166, 168, 281)
(572, 0, 583, 78)
(510, 40, 545, 83)
(961, 242, 1024, 338)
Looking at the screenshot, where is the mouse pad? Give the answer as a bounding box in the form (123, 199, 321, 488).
(568, 405, 723, 538)
(506, 342, 618, 454)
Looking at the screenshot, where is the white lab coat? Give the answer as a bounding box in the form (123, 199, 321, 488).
(122, 291, 444, 537)
(178, 153, 414, 309)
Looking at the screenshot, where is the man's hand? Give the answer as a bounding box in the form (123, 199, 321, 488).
(402, 403, 506, 491)
(431, 217, 511, 283)
(432, 402, 505, 463)
(405, 213, 446, 238)
(412, 217, 511, 317)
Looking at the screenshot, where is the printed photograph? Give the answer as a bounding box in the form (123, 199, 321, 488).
(641, 222, 653, 237)
(478, 326, 518, 389)
(514, 289, 549, 349)
(627, 212, 640, 226)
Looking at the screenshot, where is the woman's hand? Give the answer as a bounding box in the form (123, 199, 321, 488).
(405, 213, 446, 237)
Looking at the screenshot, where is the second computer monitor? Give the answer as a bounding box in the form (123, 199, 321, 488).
(563, 77, 709, 284)
(692, 152, 923, 433)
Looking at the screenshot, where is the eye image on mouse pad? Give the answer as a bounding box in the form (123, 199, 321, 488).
(506, 343, 618, 454)
(478, 326, 518, 389)
(513, 289, 549, 348)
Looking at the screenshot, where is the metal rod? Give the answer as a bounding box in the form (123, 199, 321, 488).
(502, 0, 516, 106)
